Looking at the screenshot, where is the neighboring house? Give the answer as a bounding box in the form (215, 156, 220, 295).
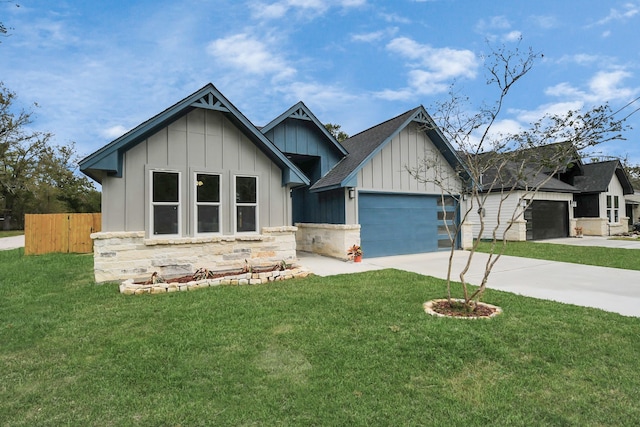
(465, 145, 634, 241)
(466, 142, 583, 241)
(80, 84, 468, 282)
(573, 160, 634, 236)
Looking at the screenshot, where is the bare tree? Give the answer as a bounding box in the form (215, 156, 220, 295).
(408, 41, 630, 312)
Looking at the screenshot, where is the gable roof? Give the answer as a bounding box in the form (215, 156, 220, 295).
(260, 101, 348, 157)
(310, 106, 467, 191)
(79, 83, 309, 187)
(574, 160, 634, 195)
(474, 142, 584, 193)
(479, 159, 580, 193)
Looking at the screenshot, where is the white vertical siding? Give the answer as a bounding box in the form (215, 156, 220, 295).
(467, 191, 574, 239)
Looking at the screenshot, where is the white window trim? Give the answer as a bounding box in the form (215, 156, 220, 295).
(193, 171, 222, 236)
(606, 194, 620, 224)
(149, 169, 182, 238)
(234, 174, 259, 234)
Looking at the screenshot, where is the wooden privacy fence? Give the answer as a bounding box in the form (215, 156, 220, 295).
(24, 213, 101, 255)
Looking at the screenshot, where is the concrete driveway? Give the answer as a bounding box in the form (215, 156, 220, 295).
(0, 235, 25, 251)
(297, 244, 640, 318)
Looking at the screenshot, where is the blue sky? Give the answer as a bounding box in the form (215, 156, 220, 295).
(2, 0, 640, 166)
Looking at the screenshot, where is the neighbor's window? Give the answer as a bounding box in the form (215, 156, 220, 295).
(606, 195, 620, 223)
(195, 173, 220, 234)
(151, 171, 180, 235)
(235, 175, 257, 233)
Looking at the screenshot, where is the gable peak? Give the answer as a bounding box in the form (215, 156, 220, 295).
(190, 91, 230, 112)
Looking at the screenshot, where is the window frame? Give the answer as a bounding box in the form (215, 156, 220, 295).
(193, 171, 222, 236)
(149, 169, 182, 238)
(234, 174, 259, 234)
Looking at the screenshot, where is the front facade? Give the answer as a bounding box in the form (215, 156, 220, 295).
(81, 85, 309, 282)
(81, 85, 467, 282)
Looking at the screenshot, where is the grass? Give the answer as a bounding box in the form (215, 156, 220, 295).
(2, 249, 640, 426)
(0, 230, 24, 238)
(475, 240, 640, 271)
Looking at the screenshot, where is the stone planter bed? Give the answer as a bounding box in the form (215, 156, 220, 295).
(119, 265, 311, 295)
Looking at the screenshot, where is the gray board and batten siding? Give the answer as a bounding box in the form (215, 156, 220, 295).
(101, 108, 292, 236)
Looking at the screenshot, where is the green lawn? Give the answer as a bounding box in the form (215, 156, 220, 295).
(476, 240, 640, 271)
(2, 249, 640, 426)
(0, 230, 24, 238)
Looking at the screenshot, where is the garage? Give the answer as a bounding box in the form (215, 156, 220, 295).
(358, 193, 458, 257)
(524, 200, 569, 240)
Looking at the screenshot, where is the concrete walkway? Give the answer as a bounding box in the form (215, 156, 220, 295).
(541, 235, 640, 249)
(0, 235, 25, 250)
(297, 248, 640, 318)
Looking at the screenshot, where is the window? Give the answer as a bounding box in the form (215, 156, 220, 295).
(607, 195, 620, 223)
(235, 176, 257, 233)
(195, 173, 220, 234)
(151, 171, 180, 236)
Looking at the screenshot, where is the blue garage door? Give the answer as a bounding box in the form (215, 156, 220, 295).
(358, 193, 458, 258)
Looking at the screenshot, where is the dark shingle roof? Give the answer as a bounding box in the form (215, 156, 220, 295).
(574, 160, 634, 194)
(310, 107, 421, 190)
(480, 160, 580, 193)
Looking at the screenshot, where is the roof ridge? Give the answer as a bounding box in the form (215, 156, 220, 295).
(344, 106, 421, 141)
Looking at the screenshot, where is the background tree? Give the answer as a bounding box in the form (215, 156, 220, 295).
(408, 41, 630, 312)
(324, 123, 349, 143)
(0, 83, 100, 230)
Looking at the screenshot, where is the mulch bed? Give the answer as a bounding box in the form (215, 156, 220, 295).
(424, 299, 502, 319)
(136, 264, 289, 285)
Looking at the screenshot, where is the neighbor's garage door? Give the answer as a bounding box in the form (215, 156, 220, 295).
(358, 193, 457, 258)
(524, 200, 569, 240)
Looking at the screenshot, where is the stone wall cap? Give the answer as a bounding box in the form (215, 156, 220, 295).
(92, 231, 145, 240)
(295, 223, 361, 230)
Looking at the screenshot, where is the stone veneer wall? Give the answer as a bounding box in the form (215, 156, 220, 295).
(575, 218, 629, 236)
(92, 226, 298, 283)
(295, 223, 361, 260)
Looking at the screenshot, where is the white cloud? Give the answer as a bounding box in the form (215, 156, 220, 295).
(592, 2, 640, 26)
(557, 54, 602, 66)
(207, 33, 296, 81)
(503, 30, 522, 42)
(101, 125, 129, 139)
(374, 38, 477, 101)
(530, 15, 557, 29)
(351, 27, 398, 43)
(386, 37, 478, 81)
(351, 30, 386, 43)
(545, 69, 637, 105)
(379, 12, 411, 24)
(249, 0, 365, 20)
(475, 16, 511, 33)
(280, 81, 359, 106)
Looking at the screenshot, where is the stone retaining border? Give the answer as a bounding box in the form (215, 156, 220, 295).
(119, 267, 311, 295)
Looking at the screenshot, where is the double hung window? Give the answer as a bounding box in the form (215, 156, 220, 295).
(607, 195, 620, 223)
(151, 171, 181, 236)
(195, 173, 221, 234)
(235, 176, 258, 233)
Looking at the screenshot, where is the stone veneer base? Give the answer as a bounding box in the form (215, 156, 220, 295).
(120, 267, 311, 295)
